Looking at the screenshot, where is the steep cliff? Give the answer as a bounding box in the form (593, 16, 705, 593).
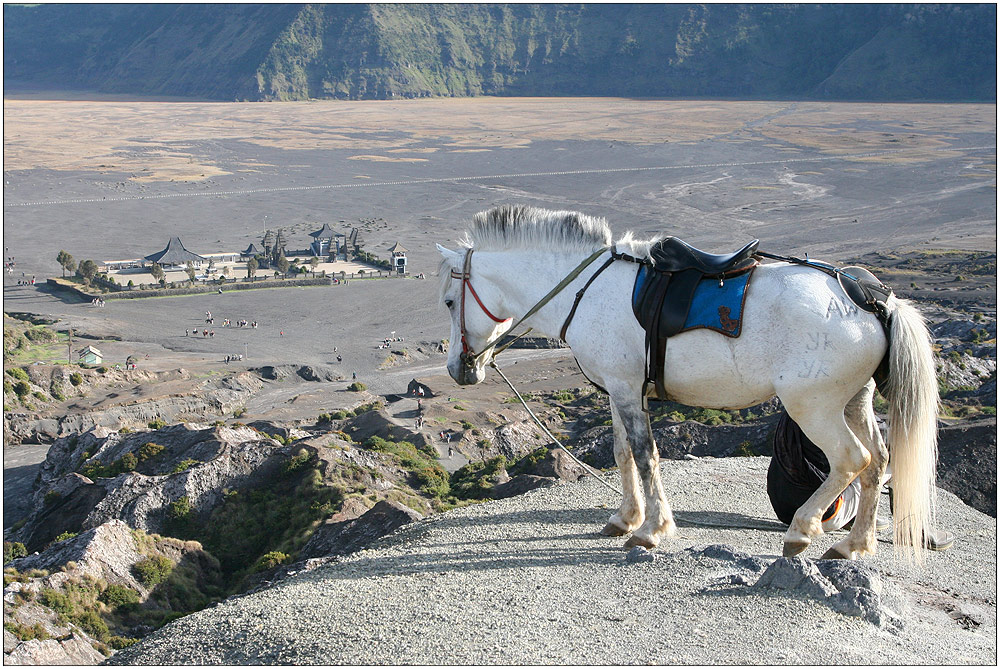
(4, 4, 995, 102)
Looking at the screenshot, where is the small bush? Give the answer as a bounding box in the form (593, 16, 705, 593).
(6, 367, 29, 381)
(148, 418, 166, 430)
(96, 366, 108, 374)
(99, 584, 140, 608)
(4, 621, 50, 642)
(348, 381, 366, 392)
(460, 420, 474, 430)
(4, 541, 27, 563)
(170, 459, 201, 474)
(109, 635, 140, 650)
(132, 555, 174, 587)
(12, 381, 31, 398)
(137, 442, 165, 461)
(69, 372, 84, 386)
(254, 551, 289, 572)
(53, 531, 78, 543)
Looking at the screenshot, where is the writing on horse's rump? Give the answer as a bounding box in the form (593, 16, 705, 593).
(438, 205, 938, 563)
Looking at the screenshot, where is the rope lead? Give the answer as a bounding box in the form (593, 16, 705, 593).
(490, 360, 622, 497)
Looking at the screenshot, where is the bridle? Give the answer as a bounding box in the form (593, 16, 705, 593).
(450, 248, 512, 367)
(448, 245, 614, 370)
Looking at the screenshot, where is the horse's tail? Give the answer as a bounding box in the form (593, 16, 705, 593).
(884, 296, 939, 563)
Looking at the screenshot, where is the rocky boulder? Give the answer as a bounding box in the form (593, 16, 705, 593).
(936, 417, 996, 517)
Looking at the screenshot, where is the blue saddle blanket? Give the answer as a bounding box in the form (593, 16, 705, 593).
(632, 266, 754, 338)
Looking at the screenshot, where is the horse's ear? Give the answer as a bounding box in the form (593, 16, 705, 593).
(436, 243, 459, 261)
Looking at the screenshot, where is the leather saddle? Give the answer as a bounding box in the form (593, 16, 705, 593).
(632, 237, 759, 405)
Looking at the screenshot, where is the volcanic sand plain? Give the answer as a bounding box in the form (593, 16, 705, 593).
(2, 97, 997, 396)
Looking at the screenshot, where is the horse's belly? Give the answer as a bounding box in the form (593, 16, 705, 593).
(661, 332, 775, 409)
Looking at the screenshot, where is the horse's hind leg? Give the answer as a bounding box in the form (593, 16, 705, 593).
(780, 400, 872, 558)
(600, 397, 644, 536)
(822, 380, 888, 560)
(611, 397, 676, 549)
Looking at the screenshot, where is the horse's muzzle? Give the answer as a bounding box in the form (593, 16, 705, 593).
(449, 358, 485, 386)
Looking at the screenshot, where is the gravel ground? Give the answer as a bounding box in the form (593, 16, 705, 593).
(110, 457, 996, 665)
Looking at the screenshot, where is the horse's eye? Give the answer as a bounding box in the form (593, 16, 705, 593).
(444, 299, 454, 309)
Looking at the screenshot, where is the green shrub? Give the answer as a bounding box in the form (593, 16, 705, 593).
(170, 459, 201, 474)
(132, 555, 174, 587)
(254, 551, 289, 572)
(108, 635, 140, 650)
(40, 588, 73, 616)
(12, 381, 30, 398)
(74, 608, 109, 641)
(460, 420, 474, 430)
(6, 367, 29, 381)
(50, 388, 65, 401)
(53, 531, 78, 543)
(4, 621, 50, 642)
(282, 450, 313, 477)
(69, 372, 83, 386)
(148, 418, 167, 430)
(348, 381, 366, 392)
(96, 366, 108, 374)
(138, 442, 165, 461)
(99, 584, 140, 608)
(4, 541, 27, 563)
(119, 452, 138, 472)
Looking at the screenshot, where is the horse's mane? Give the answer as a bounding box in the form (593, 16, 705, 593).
(461, 205, 613, 253)
(439, 205, 659, 302)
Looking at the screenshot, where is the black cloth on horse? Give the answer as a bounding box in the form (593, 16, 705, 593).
(767, 410, 841, 525)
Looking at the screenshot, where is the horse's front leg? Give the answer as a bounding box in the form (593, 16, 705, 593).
(613, 395, 676, 549)
(600, 397, 644, 536)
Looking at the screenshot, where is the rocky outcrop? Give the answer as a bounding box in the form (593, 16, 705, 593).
(936, 418, 996, 517)
(4, 519, 221, 666)
(8, 424, 292, 552)
(298, 500, 423, 560)
(4, 633, 106, 666)
(4, 371, 264, 445)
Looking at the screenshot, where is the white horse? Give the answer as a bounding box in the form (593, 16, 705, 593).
(437, 205, 939, 562)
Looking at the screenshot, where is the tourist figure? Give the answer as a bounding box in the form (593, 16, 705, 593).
(336, 354, 342, 363)
(352, 372, 357, 380)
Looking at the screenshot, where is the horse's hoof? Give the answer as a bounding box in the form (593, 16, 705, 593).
(624, 535, 657, 549)
(819, 546, 852, 560)
(782, 539, 810, 557)
(600, 522, 630, 537)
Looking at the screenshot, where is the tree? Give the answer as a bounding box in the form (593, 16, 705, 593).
(77, 259, 98, 285)
(185, 262, 196, 284)
(222, 265, 231, 279)
(56, 250, 76, 278)
(149, 263, 165, 284)
(276, 254, 290, 276)
(207, 258, 215, 273)
(247, 257, 258, 280)
(309, 257, 320, 276)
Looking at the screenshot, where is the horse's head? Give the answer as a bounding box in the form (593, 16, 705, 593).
(437, 243, 513, 386)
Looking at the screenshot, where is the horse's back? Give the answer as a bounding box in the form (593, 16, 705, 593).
(662, 263, 888, 409)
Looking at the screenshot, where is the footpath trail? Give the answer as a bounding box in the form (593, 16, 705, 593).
(384, 395, 469, 473)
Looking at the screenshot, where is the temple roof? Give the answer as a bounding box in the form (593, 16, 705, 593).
(388, 242, 408, 254)
(144, 237, 206, 265)
(242, 243, 262, 256)
(309, 223, 338, 239)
